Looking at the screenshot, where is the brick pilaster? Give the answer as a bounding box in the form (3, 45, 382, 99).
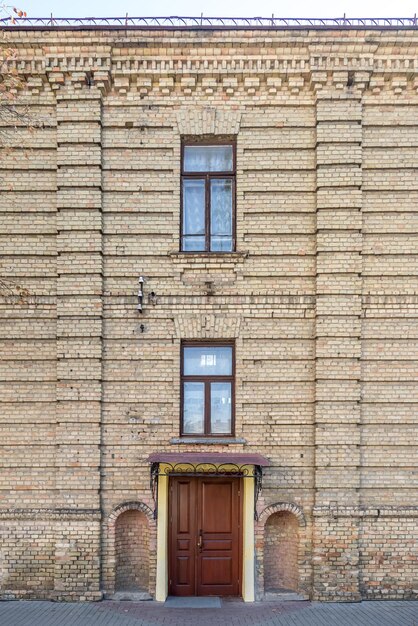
(55, 87, 103, 595)
(314, 91, 363, 600)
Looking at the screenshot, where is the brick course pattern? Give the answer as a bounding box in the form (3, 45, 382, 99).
(0, 25, 417, 602)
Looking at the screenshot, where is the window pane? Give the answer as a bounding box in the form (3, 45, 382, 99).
(183, 382, 205, 434)
(184, 146, 233, 172)
(182, 235, 205, 251)
(183, 179, 205, 235)
(210, 179, 233, 252)
(210, 382, 232, 434)
(211, 236, 233, 252)
(183, 346, 232, 376)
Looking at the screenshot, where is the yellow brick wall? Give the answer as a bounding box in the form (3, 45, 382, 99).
(0, 26, 417, 601)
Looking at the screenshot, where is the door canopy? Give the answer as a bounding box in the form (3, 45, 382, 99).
(148, 452, 270, 520)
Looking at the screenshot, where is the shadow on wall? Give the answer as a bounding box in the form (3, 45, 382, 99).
(115, 509, 149, 592)
(264, 511, 299, 593)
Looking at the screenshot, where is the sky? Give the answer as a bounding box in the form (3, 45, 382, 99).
(17, 0, 418, 19)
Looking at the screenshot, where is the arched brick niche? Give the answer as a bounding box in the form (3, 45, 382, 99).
(264, 511, 299, 592)
(106, 502, 155, 596)
(115, 509, 149, 592)
(256, 502, 307, 598)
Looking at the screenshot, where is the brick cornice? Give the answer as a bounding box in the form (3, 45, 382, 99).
(3, 36, 418, 97)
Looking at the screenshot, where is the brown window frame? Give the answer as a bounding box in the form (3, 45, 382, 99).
(180, 139, 236, 253)
(180, 341, 235, 437)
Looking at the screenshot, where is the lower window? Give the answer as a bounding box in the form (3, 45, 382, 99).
(181, 342, 234, 436)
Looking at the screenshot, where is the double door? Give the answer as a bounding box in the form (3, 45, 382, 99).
(169, 476, 241, 596)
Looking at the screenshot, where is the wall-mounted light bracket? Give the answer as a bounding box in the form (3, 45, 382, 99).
(137, 276, 144, 312)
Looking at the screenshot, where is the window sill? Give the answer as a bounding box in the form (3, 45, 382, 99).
(169, 251, 248, 261)
(170, 437, 247, 445)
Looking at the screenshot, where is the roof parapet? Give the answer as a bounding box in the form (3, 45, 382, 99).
(1, 15, 418, 30)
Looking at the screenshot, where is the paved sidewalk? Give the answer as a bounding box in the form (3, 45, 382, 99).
(0, 599, 417, 626)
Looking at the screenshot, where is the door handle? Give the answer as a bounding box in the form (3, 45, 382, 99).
(197, 529, 203, 552)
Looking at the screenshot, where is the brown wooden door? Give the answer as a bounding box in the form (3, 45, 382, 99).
(169, 476, 241, 596)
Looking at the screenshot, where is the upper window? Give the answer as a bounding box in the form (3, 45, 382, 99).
(181, 342, 234, 436)
(181, 142, 235, 253)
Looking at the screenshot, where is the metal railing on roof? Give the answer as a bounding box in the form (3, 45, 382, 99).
(1, 15, 418, 29)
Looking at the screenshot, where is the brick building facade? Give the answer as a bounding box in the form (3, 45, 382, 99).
(0, 21, 417, 602)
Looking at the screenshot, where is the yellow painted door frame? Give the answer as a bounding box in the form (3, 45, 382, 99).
(155, 464, 255, 602)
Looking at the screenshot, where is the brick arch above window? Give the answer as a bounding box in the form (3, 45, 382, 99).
(259, 502, 306, 528)
(174, 314, 242, 340)
(176, 107, 242, 136)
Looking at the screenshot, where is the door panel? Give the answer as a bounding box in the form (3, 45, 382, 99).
(177, 482, 192, 532)
(201, 482, 233, 531)
(200, 557, 232, 584)
(169, 476, 241, 596)
(197, 478, 240, 596)
(169, 479, 196, 596)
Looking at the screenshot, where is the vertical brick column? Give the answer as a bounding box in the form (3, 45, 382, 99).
(314, 89, 363, 600)
(55, 86, 103, 598)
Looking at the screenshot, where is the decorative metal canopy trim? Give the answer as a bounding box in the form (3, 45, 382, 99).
(2, 16, 418, 29)
(148, 452, 270, 466)
(150, 461, 264, 521)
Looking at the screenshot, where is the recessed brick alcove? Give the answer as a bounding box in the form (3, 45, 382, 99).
(264, 511, 299, 593)
(115, 510, 149, 592)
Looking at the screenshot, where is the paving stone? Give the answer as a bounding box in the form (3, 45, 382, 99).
(0, 600, 417, 626)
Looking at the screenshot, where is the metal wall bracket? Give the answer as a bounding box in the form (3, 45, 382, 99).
(137, 276, 144, 313)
